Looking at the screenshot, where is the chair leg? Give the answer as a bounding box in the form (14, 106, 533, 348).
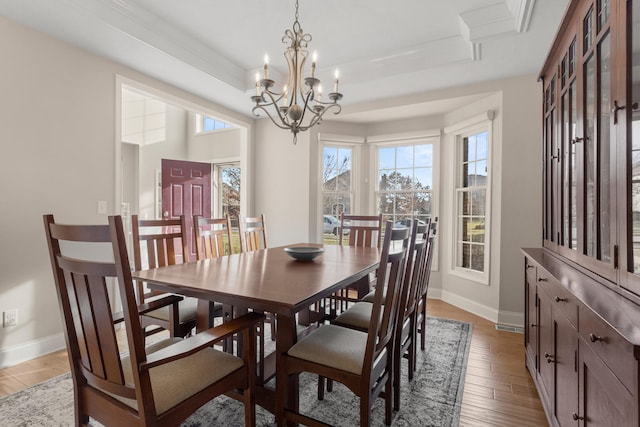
(270, 315, 276, 341)
(385, 374, 393, 425)
(360, 393, 371, 427)
(393, 347, 401, 412)
(317, 376, 325, 400)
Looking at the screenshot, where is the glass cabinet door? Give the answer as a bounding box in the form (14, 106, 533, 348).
(620, 0, 640, 294)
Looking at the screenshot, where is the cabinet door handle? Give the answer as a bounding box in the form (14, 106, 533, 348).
(572, 413, 584, 421)
(554, 296, 567, 303)
(537, 277, 548, 282)
(544, 352, 555, 363)
(589, 333, 605, 343)
(571, 137, 584, 144)
(611, 101, 639, 124)
(526, 265, 534, 269)
(530, 323, 537, 328)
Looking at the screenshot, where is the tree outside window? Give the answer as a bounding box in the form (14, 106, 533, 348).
(322, 146, 353, 217)
(376, 144, 433, 226)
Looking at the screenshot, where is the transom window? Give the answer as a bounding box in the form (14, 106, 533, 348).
(195, 113, 234, 134)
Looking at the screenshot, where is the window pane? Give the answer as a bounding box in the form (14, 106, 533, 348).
(476, 160, 488, 178)
(464, 162, 476, 187)
(462, 218, 472, 242)
(415, 144, 433, 166)
(379, 147, 395, 169)
(414, 167, 432, 189)
(396, 146, 413, 168)
(462, 192, 471, 216)
(471, 246, 484, 272)
(476, 132, 488, 159)
(378, 194, 395, 215)
(415, 192, 432, 216)
(472, 189, 486, 215)
(599, 33, 611, 262)
(466, 136, 477, 162)
(471, 219, 485, 243)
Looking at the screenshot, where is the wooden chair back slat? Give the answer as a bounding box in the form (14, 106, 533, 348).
(131, 215, 188, 302)
(194, 215, 234, 260)
(338, 213, 382, 248)
(238, 214, 268, 253)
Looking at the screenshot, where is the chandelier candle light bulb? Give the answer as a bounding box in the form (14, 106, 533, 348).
(250, 0, 343, 143)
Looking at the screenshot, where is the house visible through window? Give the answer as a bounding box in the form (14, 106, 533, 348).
(456, 130, 489, 276)
(322, 145, 353, 235)
(375, 143, 433, 227)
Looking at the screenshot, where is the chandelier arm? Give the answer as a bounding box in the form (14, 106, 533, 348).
(252, 105, 293, 131)
(297, 103, 341, 132)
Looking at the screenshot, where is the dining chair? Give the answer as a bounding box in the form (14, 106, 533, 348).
(417, 219, 437, 351)
(331, 220, 426, 410)
(43, 214, 263, 427)
(131, 215, 197, 338)
(238, 214, 268, 253)
(325, 213, 383, 317)
(238, 214, 275, 378)
(193, 215, 235, 329)
(193, 215, 234, 260)
(276, 221, 408, 427)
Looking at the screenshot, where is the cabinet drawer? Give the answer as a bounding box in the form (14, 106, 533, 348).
(579, 306, 636, 393)
(536, 270, 578, 327)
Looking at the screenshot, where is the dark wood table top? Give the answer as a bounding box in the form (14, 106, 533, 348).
(132, 243, 381, 317)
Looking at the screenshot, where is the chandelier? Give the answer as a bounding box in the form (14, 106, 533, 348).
(251, 0, 343, 144)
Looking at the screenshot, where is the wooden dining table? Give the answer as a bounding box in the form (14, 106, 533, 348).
(132, 243, 381, 418)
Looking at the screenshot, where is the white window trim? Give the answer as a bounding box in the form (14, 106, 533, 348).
(318, 134, 364, 238)
(445, 111, 494, 285)
(368, 131, 441, 270)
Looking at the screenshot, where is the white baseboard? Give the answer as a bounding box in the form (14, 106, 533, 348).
(430, 288, 525, 329)
(440, 290, 500, 323)
(0, 333, 66, 369)
(497, 309, 525, 329)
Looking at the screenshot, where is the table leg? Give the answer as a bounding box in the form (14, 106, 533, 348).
(275, 313, 298, 427)
(195, 299, 212, 332)
(354, 275, 371, 299)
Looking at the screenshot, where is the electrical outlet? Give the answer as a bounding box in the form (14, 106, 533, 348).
(97, 200, 107, 214)
(3, 309, 18, 327)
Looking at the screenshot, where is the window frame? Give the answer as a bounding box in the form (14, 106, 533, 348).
(446, 114, 494, 285)
(368, 131, 440, 269)
(318, 134, 364, 239)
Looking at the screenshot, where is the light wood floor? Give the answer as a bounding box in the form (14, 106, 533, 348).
(0, 299, 548, 426)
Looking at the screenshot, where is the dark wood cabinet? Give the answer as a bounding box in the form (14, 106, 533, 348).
(527, 0, 640, 424)
(523, 249, 640, 426)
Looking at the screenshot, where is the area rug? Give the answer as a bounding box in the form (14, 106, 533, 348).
(0, 317, 471, 427)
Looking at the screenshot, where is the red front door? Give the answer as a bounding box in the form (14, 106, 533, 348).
(161, 159, 211, 262)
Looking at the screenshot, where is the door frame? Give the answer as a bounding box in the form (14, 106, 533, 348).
(114, 74, 253, 239)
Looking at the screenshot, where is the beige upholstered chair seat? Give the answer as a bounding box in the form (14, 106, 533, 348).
(144, 295, 199, 323)
(287, 325, 368, 375)
(361, 288, 387, 304)
(115, 337, 244, 415)
(332, 302, 377, 331)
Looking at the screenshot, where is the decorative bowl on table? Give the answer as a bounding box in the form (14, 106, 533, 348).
(284, 247, 324, 261)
